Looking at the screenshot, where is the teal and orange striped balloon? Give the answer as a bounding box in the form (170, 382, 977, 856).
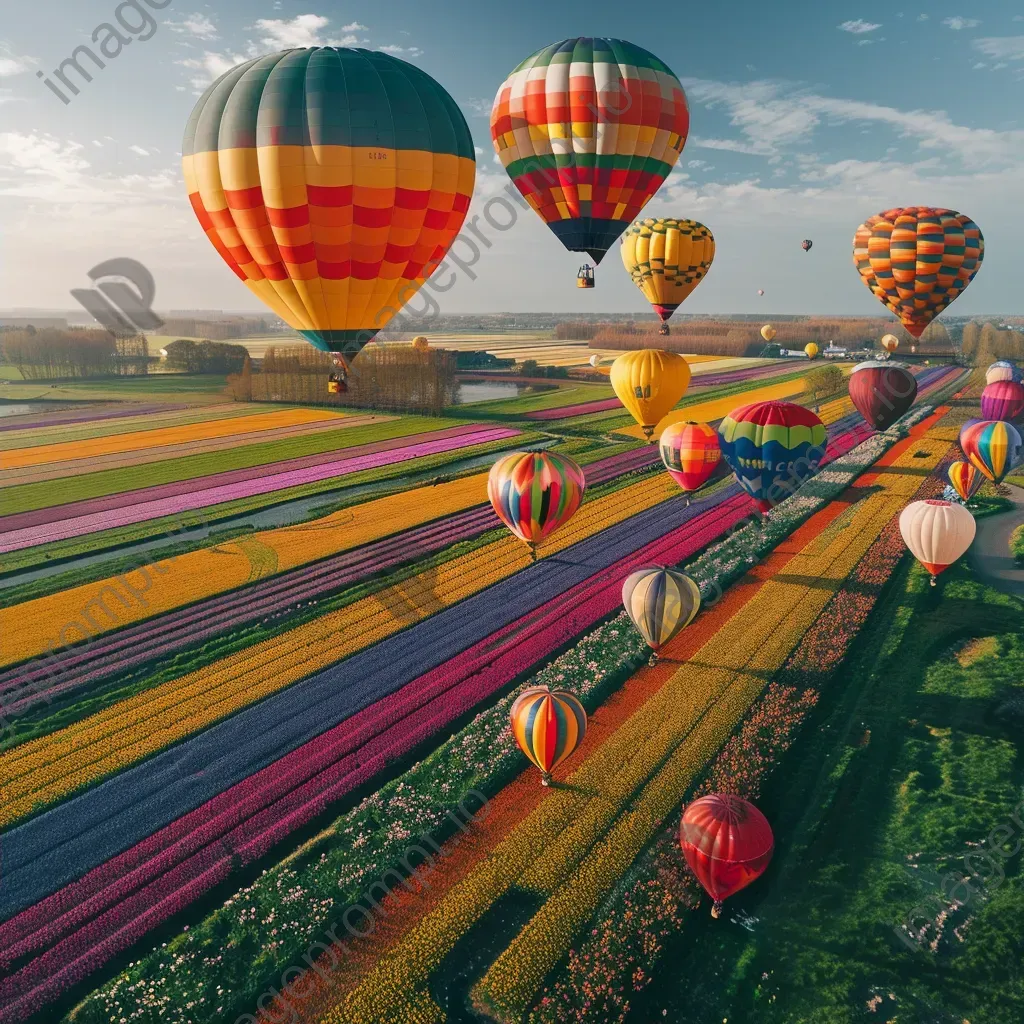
(852, 207, 984, 339)
(487, 451, 586, 558)
(959, 419, 1022, 485)
(490, 38, 689, 265)
(621, 567, 701, 652)
(510, 685, 588, 785)
(183, 48, 475, 365)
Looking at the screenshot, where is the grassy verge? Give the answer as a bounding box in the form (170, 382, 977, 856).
(630, 558, 1024, 1024)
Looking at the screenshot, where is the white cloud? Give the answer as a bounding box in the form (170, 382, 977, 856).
(973, 61, 987, 69)
(463, 97, 493, 116)
(254, 15, 357, 49)
(838, 19, 881, 34)
(917, 13, 928, 20)
(0, 49, 36, 76)
(379, 44, 423, 57)
(177, 49, 255, 89)
(168, 14, 219, 40)
(943, 17, 980, 30)
(973, 36, 1024, 61)
(680, 77, 1024, 165)
(128, 145, 150, 157)
(342, 22, 368, 32)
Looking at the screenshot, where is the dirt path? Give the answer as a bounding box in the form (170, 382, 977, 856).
(969, 483, 1024, 596)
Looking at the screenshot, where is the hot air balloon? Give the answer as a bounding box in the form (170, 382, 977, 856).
(412, 336, 430, 353)
(487, 451, 586, 560)
(852, 207, 984, 339)
(510, 685, 587, 786)
(948, 461, 985, 503)
(622, 567, 701, 657)
(757, 289, 765, 297)
(491, 38, 689, 274)
(801, 239, 812, 252)
(621, 218, 714, 334)
(659, 420, 721, 501)
(718, 401, 827, 512)
(959, 420, 1023, 485)
(610, 350, 691, 441)
(848, 360, 918, 431)
(981, 380, 1024, 423)
(589, 354, 601, 368)
(183, 48, 475, 388)
(760, 325, 776, 342)
(899, 499, 976, 585)
(680, 794, 774, 918)
(804, 343, 819, 360)
(987, 361, 1021, 386)
(881, 334, 899, 355)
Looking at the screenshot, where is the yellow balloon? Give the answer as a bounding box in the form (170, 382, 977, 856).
(620, 219, 715, 326)
(412, 336, 430, 352)
(610, 350, 691, 442)
(761, 325, 776, 342)
(805, 343, 819, 359)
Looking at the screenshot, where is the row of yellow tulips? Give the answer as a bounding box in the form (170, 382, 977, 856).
(330, 427, 951, 1024)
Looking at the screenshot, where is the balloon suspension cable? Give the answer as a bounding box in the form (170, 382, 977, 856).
(711, 900, 723, 919)
(541, 772, 552, 787)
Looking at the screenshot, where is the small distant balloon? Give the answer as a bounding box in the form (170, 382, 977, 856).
(804, 343, 819, 360)
(659, 421, 721, 499)
(986, 361, 1021, 386)
(589, 354, 601, 368)
(881, 334, 899, 354)
(757, 289, 765, 297)
(948, 461, 985, 503)
(760, 325, 776, 342)
(510, 686, 587, 786)
(412, 336, 430, 352)
(800, 239, 812, 252)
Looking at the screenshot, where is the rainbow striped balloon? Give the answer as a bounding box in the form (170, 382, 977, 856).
(487, 451, 586, 557)
(959, 419, 1022, 485)
(491, 38, 689, 265)
(622, 567, 701, 651)
(183, 48, 475, 364)
(718, 401, 827, 513)
(948, 461, 985, 503)
(510, 686, 587, 785)
(659, 421, 721, 497)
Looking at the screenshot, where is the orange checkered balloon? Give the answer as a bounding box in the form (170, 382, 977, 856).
(852, 207, 984, 339)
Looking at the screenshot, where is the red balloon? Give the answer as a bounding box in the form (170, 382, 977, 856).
(980, 380, 1024, 422)
(680, 793, 774, 917)
(848, 360, 918, 430)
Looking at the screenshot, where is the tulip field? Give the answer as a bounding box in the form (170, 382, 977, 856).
(3, 354, 1022, 1024)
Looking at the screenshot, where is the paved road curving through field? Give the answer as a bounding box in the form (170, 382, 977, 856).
(969, 483, 1024, 597)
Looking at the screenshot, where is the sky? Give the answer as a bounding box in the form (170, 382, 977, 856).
(0, 0, 1022, 318)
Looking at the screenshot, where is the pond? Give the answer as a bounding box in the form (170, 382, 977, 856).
(453, 381, 531, 405)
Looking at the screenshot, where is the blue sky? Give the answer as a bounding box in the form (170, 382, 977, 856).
(0, 0, 1022, 317)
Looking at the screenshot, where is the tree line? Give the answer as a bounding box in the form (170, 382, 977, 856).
(162, 339, 249, 374)
(1, 328, 149, 379)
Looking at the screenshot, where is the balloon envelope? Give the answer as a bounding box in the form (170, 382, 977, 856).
(986, 361, 1021, 386)
(659, 420, 721, 493)
(757, 289, 765, 297)
(680, 794, 774, 913)
(621, 218, 714, 323)
(411, 336, 430, 352)
(801, 239, 812, 252)
(948, 461, 985, 503)
(487, 451, 586, 549)
(718, 401, 827, 512)
(959, 420, 1023, 484)
(848, 360, 918, 431)
(589, 354, 601, 368)
(510, 686, 587, 783)
(899, 499, 976, 583)
(980, 381, 1024, 422)
(881, 334, 899, 354)
(804, 343, 819, 359)
(760, 325, 776, 342)
(622, 567, 701, 650)
(183, 48, 475, 363)
(852, 207, 983, 339)
(491, 37, 688, 265)
(610, 350, 691, 440)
